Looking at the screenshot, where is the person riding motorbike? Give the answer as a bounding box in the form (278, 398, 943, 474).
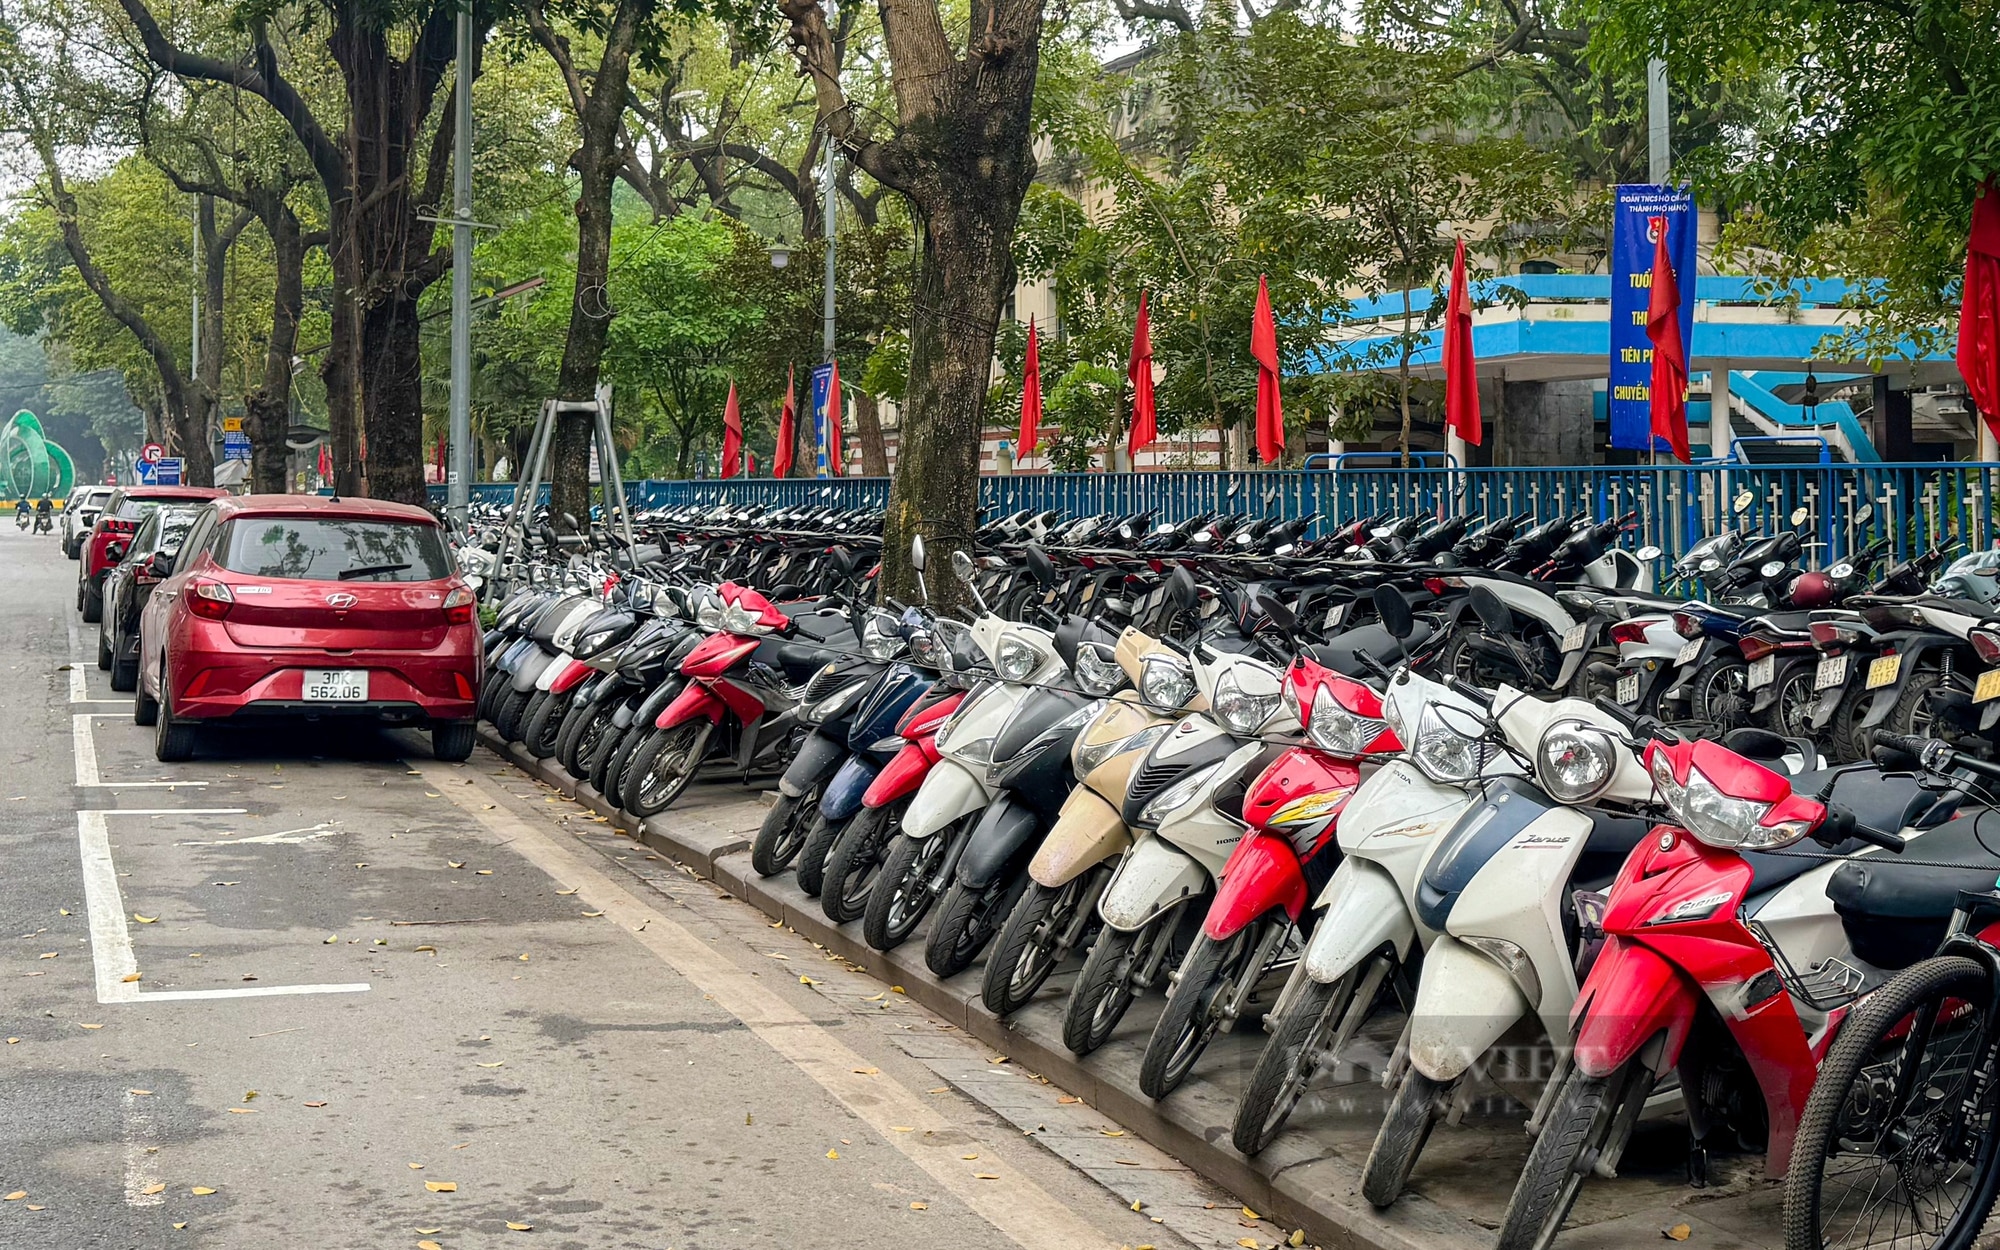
(34, 497, 54, 534)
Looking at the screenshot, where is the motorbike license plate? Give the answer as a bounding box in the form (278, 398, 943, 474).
(302, 669, 368, 702)
(1866, 654, 1902, 691)
(1815, 655, 1849, 690)
(1976, 669, 2000, 704)
(1616, 673, 1640, 705)
(1676, 637, 1703, 667)
(1747, 656, 1776, 689)
(1560, 624, 1588, 653)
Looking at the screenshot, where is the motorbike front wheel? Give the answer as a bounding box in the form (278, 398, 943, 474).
(820, 803, 896, 924)
(981, 871, 1100, 1017)
(1783, 955, 2000, 1250)
(752, 791, 822, 878)
(621, 722, 707, 817)
(1137, 927, 1259, 1099)
(1232, 960, 1374, 1156)
(521, 689, 568, 759)
(1063, 914, 1170, 1057)
(864, 831, 951, 951)
(1361, 1067, 1454, 1208)
(1492, 1065, 1634, 1250)
(794, 811, 848, 897)
(924, 870, 1025, 979)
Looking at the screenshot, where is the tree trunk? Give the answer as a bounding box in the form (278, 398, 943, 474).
(854, 391, 889, 475)
(323, 275, 364, 494)
(527, 0, 650, 530)
(1397, 287, 1413, 467)
(356, 294, 427, 503)
(247, 206, 308, 494)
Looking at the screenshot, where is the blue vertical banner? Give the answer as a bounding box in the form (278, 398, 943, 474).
(1609, 185, 1698, 452)
(809, 364, 835, 478)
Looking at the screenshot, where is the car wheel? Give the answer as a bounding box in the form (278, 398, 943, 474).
(109, 648, 137, 693)
(153, 665, 197, 763)
(97, 621, 113, 671)
(133, 659, 158, 726)
(432, 721, 476, 762)
(81, 582, 102, 624)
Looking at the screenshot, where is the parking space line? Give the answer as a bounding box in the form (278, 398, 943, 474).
(77, 810, 370, 1005)
(69, 665, 86, 702)
(123, 1090, 162, 1206)
(71, 713, 208, 788)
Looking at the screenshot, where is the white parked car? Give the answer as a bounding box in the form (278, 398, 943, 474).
(63, 485, 114, 559)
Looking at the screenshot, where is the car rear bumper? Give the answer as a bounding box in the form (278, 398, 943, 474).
(203, 700, 461, 726)
(169, 637, 480, 723)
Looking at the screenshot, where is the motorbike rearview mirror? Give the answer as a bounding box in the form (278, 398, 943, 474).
(1853, 503, 1875, 527)
(1226, 479, 1241, 498)
(1257, 594, 1297, 635)
(950, 549, 978, 586)
(1734, 490, 1755, 515)
(1790, 506, 1810, 526)
(1373, 584, 1414, 640)
(1168, 565, 1200, 613)
(1468, 583, 1512, 633)
(910, 534, 926, 571)
(1026, 544, 1056, 587)
(1636, 545, 1663, 561)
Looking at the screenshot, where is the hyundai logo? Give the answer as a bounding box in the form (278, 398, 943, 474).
(325, 592, 358, 609)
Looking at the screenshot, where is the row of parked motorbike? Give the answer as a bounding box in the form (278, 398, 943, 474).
(472, 498, 2000, 1250)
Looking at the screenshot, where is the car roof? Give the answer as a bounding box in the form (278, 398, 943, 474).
(115, 486, 228, 501)
(213, 494, 440, 525)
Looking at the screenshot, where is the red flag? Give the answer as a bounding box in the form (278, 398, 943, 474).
(1018, 316, 1042, 466)
(316, 443, 331, 482)
(1645, 216, 1692, 463)
(1442, 238, 1481, 446)
(1961, 182, 2000, 442)
(720, 381, 743, 479)
(773, 366, 796, 479)
(1251, 275, 1284, 464)
(1127, 291, 1156, 464)
(825, 361, 843, 476)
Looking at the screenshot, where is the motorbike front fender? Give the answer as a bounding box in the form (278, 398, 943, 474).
(863, 739, 936, 809)
(1569, 935, 1699, 1080)
(1406, 934, 1534, 1082)
(1301, 857, 1418, 985)
(547, 657, 593, 695)
(657, 680, 727, 729)
(821, 754, 880, 823)
(957, 793, 1042, 890)
(1861, 637, 1953, 729)
(779, 729, 850, 799)
(511, 648, 557, 693)
(1202, 829, 1309, 940)
(1031, 787, 1130, 888)
(1554, 620, 1602, 690)
(627, 678, 683, 732)
(1098, 835, 1208, 932)
(903, 758, 991, 839)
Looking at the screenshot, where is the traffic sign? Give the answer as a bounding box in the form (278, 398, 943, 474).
(221, 417, 243, 433)
(223, 431, 252, 462)
(134, 460, 156, 485)
(140, 442, 165, 464)
(154, 458, 183, 486)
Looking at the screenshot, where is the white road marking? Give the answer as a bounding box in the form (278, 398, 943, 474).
(77, 811, 369, 1005)
(123, 1089, 162, 1206)
(71, 713, 207, 788)
(69, 664, 86, 702)
(175, 822, 341, 847)
(429, 763, 1121, 1250)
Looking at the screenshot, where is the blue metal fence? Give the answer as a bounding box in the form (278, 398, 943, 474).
(432, 462, 2000, 569)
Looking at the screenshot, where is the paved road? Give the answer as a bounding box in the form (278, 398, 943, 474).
(0, 528, 1221, 1249)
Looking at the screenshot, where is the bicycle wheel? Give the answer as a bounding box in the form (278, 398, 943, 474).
(1785, 955, 2000, 1250)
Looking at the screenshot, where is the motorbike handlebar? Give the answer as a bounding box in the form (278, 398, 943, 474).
(1817, 805, 1907, 853)
(1873, 730, 2000, 785)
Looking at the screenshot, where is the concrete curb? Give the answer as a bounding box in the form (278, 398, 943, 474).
(478, 726, 1493, 1250)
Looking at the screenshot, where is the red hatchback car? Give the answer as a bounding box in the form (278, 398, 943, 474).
(78, 486, 227, 623)
(135, 495, 482, 763)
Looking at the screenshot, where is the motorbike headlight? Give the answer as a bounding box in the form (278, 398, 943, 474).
(1075, 720, 1167, 776)
(575, 628, 621, 658)
(1411, 705, 1492, 784)
(908, 630, 944, 670)
(1308, 687, 1389, 756)
(1536, 719, 1619, 803)
(695, 597, 724, 629)
(1139, 656, 1196, 713)
(807, 679, 867, 722)
(1139, 760, 1226, 826)
(1074, 643, 1125, 695)
(953, 736, 996, 767)
(720, 600, 760, 634)
(1213, 669, 1281, 736)
(631, 582, 657, 612)
(862, 611, 903, 661)
(996, 636, 1039, 682)
(1653, 759, 1813, 851)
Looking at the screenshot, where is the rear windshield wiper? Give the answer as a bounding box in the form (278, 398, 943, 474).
(337, 562, 411, 580)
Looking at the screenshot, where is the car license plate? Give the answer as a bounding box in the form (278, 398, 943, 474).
(1676, 637, 1703, 667)
(1561, 624, 1588, 653)
(1616, 673, 1640, 705)
(1815, 655, 1849, 690)
(1976, 669, 2000, 704)
(302, 669, 368, 702)
(1866, 654, 1902, 691)
(1747, 656, 1776, 689)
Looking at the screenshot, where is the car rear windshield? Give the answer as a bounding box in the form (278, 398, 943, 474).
(113, 497, 164, 521)
(83, 489, 112, 507)
(218, 517, 452, 582)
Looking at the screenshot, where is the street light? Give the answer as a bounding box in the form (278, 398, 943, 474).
(768, 241, 792, 269)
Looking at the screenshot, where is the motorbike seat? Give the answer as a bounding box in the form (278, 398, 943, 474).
(787, 611, 856, 646)
(1741, 773, 1955, 896)
(1825, 811, 2000, 968)
(775, 642, 843, 681)
(1307, 620, 1437, 675)
(1723, 727, 1821, 772)
(1754, 610, 1815, 635)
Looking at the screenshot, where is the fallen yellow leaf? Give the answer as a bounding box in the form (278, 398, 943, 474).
(506, 1221, 533, 1231)
(1289, 1232, 1306, 1247)
(129, 1089, 152, 1096)
(555, 888, 577, 896)
(800, 975, 817, 985)
(1243, 1208, 1261, 1221)
(825, 1149, 839, 1159)
(408, 1163, 424, 1170)
(323, 935, 337, 944)
(961, 1154, 978, 1161)
(191, 1187, 216, 1196)
(476, 1062, 504, 1068)
(419, 1242, 443, 1250)
(142, 1183, 165, 1196)
(133, 914, 157, 924)
(416, 1230, 441, 1236)
(414, 945, 436, 953)
(78, 1023, 102, 1030)
(424, 1181, 457, 1193)
(909, 1201, 927, 1210)
(1132, 1201, 1144, 1212)
(5, 1038, 17, 1044)
(581, 911, 603, 918)
(517, 954, 529, 961)
(173, 1223, 186, 1230)
(38, 952, 56, 959)
(988, 1056, 1009, 1065)
(1665, 1225, 1692, 1242)
(475, 870, 493, 876)
(448, 861, 465, 869)
(852, 1067, 879, 1075)
(1057, 1095, 1082, 1105)
(24, 1205, 42, 1211)
(975, 1173, 1000, 1180)
(891, 985, 905, 993)
(304, 1101, 327, 1108)
(1102, 1130, 1125, 1137)
(121, 973, 141, 983)
(891, 1126, 914, 1133)
(1238, 1241, 1260, 1249)
(3, 1191, 25, 1201)
(225, 1108, 255, 1115)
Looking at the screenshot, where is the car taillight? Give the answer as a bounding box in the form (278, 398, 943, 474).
(1608, 621, 1649, 647)
(1738, 635, 1782, 662)
(187, 579, 234, 620)
(1973, 631, 2000, 665)
(443, 586, 476, 625)
(101, 518, 136, 535)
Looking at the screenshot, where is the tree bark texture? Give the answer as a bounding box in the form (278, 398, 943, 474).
(779, 0, 1043, 605)
(245, 204, 312, 494)
(853, 390, 889, 476)
(524, 0, 650, 530)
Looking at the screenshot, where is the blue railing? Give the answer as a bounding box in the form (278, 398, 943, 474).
(433, 462, 2000, 570)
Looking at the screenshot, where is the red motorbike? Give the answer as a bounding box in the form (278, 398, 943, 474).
(1493, 733, 1945, 1250)
(619, 583, 857, 818)
(1135, 658, 1400, 1099)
